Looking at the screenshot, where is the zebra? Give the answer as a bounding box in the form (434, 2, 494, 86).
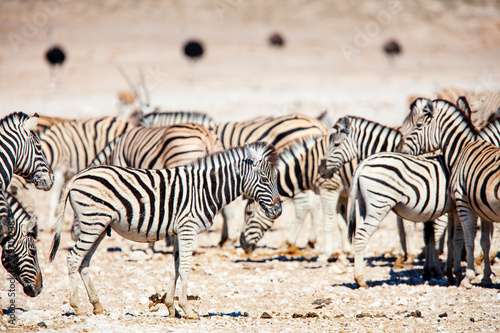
(212, 114, 332, 248)
(240, 135, 350, 263)
(138, 110, 216, 128)
(91, 123, 222, 169)
(320, 116, 451, 282)
(1, 193, 42, 299)
(39, 116, 133, 226)
(436, 88, 500, 129)
(49, 142, 281, 318)
(78, 123, 223, 250)
(399, 98, 500, 289)
(0, 112, 54, 233)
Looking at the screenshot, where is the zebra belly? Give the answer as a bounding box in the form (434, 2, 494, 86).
(110, 220, 170, 243)
(392, 204, 450, 223)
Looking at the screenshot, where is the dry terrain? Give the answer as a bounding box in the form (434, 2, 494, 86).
(1, 1, 500, 332)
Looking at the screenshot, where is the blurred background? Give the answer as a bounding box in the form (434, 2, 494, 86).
(0, 0, 499, 125)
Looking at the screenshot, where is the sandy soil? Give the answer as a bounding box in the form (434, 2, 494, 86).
(1, 0, 500, 332)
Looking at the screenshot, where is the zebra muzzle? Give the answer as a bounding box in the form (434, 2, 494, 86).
(265, 197, 282, 220)
(32, 172, 54, 191)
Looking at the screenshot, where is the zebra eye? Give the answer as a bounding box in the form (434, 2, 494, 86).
(261, 175, 270, 184)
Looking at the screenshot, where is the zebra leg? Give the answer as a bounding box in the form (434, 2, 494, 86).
(422, 221, 441, 280)
(219, 202, 238, 248)
(317, 188, 344, 264)
(48, 169, 66, 225)
(490, 222, 500, 263)
(284, 191, 310, 249)
(307, 192, 322, 249)
(445, 215, 456, 285)
(163, 236, 180, 318)
(176, 227, 199, 319)
(396, 217, 407, 267)
(79, 231, 107, 315)
(402, 219, 417, 266)
(455, 206, 477, 289)
(480, 219, 493, 286)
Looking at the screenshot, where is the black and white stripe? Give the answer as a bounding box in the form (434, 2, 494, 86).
(1, 193, 42, 298)
(0, 112, 53, 234)
(399, 98, 500, 289)
(49, 142, 281, 318)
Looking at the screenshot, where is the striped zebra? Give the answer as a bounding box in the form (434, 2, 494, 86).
(240, 135, 350, 263)
(91, 123, 222, 169)
(78, 123, 222, 248)
(1, 193, 42, 299)
(138, 110, 215, 128)
(0, 112, 54, 233)
(436, 88, 500, 129)
(39, 116, 133, 225)
(399, 98, 500, 289)
(213, 114, 331, 247)
(49, 142, 281, 318)
(320, 116, 449, 281)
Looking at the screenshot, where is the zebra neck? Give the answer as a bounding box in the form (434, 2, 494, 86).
(353, 123, 402, 159)
(439, 111, 476, 171)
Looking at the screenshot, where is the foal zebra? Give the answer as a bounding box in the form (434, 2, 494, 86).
(1, 193, 42, 299)
(0, 112, 54, 232)
(49, 142, 281, 318)
(399, 98, 500, 289)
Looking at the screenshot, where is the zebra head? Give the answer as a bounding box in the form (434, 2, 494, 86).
(319, 117, 353, 177)
(1, 215, 42, 297)
(239, 198, 274, 253)
(398, 99, 440, 155)
(13, 113, 54, 191)
(241, 142, 281, 220)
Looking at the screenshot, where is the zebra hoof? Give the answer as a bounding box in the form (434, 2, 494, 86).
(355, 277, 368, 289)
(92, 303, 104, 315)
(459, 278, 473, 289)
(306, 241, 315, 249)
(482, 277, 493, 287)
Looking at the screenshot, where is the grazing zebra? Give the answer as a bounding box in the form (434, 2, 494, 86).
(138, 110, 215, 128)
(213, 114, 331, 248)
(240, 135, 350, 262)
(49, 142, 281, 318)
(320, 116, 448, 280)
(39, 116, 133, 226)
(0, 112, 54, 233)
(399, 98, 500, 289)
(1, 193, 42, 299)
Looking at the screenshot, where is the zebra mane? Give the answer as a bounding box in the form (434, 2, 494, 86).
(190, 141, 278, 169)
(278, 136, 323, 165)
(0, 112, 30, 128)
(336, 115, 400, 133)
(433, 99, 479, 136)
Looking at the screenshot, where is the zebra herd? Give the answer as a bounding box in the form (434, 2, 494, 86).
(1, 89, 500, 319)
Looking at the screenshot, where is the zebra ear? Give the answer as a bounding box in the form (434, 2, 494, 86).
(22, 113, 39, 132)
(244, 143, 261, 166)
(25, 217, 38, 239)
(339, 117, 351, 134)
(422, 99, 434, 118)
(457, 96, 472, 117)
(469, 96, 485, 113)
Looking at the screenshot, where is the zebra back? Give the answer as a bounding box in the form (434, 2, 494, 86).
(140, 111, 215, 128)
(1, 193, 42, 297)
(91, 124, 223, 169)
(35, 115, 76, 137)
(213, 114, 329, 151)
(40, 116, 133, 173)
(436, 88, 500, 129)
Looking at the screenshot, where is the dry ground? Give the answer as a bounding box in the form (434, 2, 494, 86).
(1, 1, 500, 332)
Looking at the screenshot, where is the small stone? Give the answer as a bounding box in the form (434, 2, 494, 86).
(292, 313, 303, 318)
(261, 312, 272, 319)
(470, 317, 475, 322)
(438, 312, 448, 318)
(37, 322, 47, 328)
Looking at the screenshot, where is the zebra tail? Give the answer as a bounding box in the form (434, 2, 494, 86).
(347, 169, 359, 243)
(49, 177, 73, 262)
